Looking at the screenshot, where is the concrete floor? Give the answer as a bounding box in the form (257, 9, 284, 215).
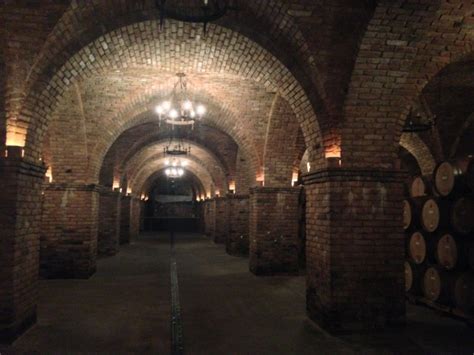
(1, 232, 473, 354)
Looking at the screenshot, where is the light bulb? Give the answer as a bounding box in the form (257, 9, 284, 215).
(172, 161, 177, 167)
(181, 160, 188, 167)
(190, 110, 196, 118)
(196, 104, 206, 116)
(165, 159, 170, 166)
(169, 109, 179, 119)
(162, 101, 171, 111)
(155, 105, 164, 115)
(182, 100, 192, 110)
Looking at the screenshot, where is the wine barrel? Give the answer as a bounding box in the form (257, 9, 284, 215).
(452, 272, 474, 313)
(408, 231, 427, 264)
(423, 266, 452, 303)
(433, 161, 458, 197)
(411, 197, 440, 233)
(430, 233, 466, 270)
(451, 197, 474, 235)
(410, 176, 431, 197)
(405, 260, 424, 294)
(403, 199, 413, 230)
(468, 243, 474, 271)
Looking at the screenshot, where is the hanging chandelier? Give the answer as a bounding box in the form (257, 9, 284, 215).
(164, 157, 189, 168)
(156, 0, 236, 33)
(163, 138, 191, 156)
(165, 167, 185, 178)
(155, 73, 206, 129)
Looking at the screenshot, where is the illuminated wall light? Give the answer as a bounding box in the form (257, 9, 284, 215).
(127, 187, 132, 195)
(6, 127, 27, 148)
(206, 193, 211, 199)
(256, 172, 265, 186)
(228, 180, 236, 193)
(112, 179, 120, 190)
(45, 166, 53, 183)
(215, 190, 220, 197)
(306, 162, 311, 173)
(291, 171, 299, 187)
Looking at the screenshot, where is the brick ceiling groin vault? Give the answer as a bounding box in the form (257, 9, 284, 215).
(1, 0, 473, 196)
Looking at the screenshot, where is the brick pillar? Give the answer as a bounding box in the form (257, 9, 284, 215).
(130, 197, 141, 240)
(120, 196, 131, 244)
(226, 194, 249, 256)
(214, 197, 228, 243)
(0, 150, 46, 342)
(40, 183, 99, 279)
(204, 199, 216, 239)
(303, 168, 406, 332)
(98, 188, 121, 256)
(249, 187, 300, 275)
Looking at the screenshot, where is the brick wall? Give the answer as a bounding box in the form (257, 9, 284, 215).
(213, 197, 228, 244)
(0, 152, 45, 342)
(130, 197, 142, 241)
(304, 168, 406, 332)
(98, 188, 121, 256)
(249, 187, 300, 275)
(226, 195, 250, 257)
(40, 184, 99, 279)
(120, 196, 131, 244)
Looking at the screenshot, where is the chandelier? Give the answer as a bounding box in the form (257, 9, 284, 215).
(165, 167, 185, 178)
(155, 73, 206, 129)
(163, 138, 191, 156)
(156, 0, 236, 33)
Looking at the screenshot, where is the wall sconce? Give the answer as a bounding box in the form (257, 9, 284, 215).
(45, 166, 53, 183)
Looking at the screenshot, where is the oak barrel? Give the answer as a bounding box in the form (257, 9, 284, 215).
(410, 176, 431, 197)
(433, 161, 457, 197)
(431, 233, 465, 271)
(405, 260, 424, 294)
(408, 231, 427, 264)
(423, 266, 452, 303)
(452, 272, 474, 313)
(403, 199, 413, 230)
(411, 197, 440, 233)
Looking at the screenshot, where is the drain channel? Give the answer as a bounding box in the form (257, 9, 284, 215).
(170, 231, 185, 355)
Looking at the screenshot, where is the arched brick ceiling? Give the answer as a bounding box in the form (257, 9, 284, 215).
(17, 19, 324, 168)
(124, 140, 228, 193)
(399, 133, 436, 176)
(144, 170, 206, 199)
(99, 122, 238, 188)
(131, 157, 216, 197)
(422, 58, 474, 159)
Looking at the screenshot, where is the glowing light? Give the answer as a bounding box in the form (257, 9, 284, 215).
(196, 105, 206, 116)
(306, 162, 311, 173)
(182, 100, 192, 110)
(215, 190, 220, 197)
(181, 160, 188, 167)
(127, 187, 132, 195)
(45, 166, 53, 183)
(113, 179, 120, 190)
(291, 171, 299, 187)
(155, 105, 164, 115)
(164, 159, 170, 166)
(169, 109, 179, 119)
(6, 131, 26, 148)
(229, 180, 236, 192)
(162, 101, 172, 111)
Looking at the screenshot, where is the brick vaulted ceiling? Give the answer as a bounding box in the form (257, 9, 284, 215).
(1, 0, 473, 191)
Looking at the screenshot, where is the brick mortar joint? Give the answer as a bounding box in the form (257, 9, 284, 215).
(302, 168, 408, 185)
(45, 183, 101, 192)
(249, 186, 302, 194)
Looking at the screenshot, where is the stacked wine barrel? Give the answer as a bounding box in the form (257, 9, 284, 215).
(404, 160, 474, 319)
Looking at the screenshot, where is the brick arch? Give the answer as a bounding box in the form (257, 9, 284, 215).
(399, 133, 436, 176)
(142, 169, 206, 199)
(92, 81, 260, 186)
(124, 140, 228, 193)
(342, 0, 474, 169)
(131, 157, 216, 197)
(16, 19, 326, 170)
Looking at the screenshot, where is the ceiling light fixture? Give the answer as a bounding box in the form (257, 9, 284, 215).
(155, 73, 206, 129)
(165, 167, 185, 178)
(156, 0, 237, 33)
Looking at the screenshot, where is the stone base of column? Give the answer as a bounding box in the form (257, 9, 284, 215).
(226, 195, 249, 256)
(98, 188, 121, 256)
(0, 152, 46, 343)
(249, 187, 300, 275)
(214, 197, 228, 244)
(120, 196, 131, 244)
(303, 168, 406, 332)
(40, 183, 99, 279)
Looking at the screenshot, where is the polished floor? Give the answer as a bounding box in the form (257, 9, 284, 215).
(1, 233, 473, 354)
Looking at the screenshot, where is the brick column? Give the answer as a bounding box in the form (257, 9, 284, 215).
(226, 194, 249, 256)
(249, 187, 300, 275)
(204, 199, 216, 239)
(0, 150, 46, 342)
(130, 197, 141, 241)
(40, 183, 99, 279)
(214, 197, 228, 244)
(120, 196, 131, 244)
(303, 168, 406, 332)
(98, 188, 121, 256)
